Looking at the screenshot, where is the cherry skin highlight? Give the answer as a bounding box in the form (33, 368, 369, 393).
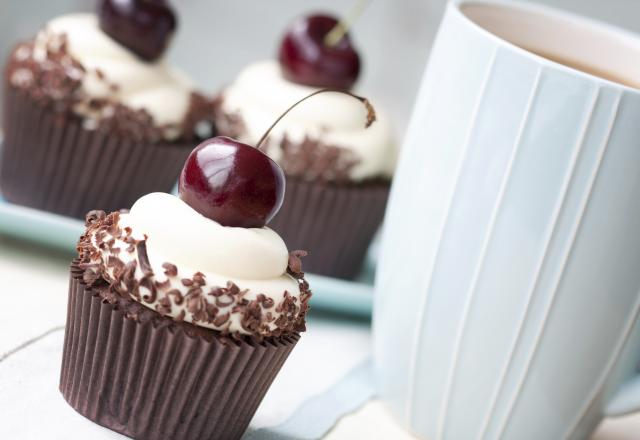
(179, 137, 285, 228)
(279, 14, 361, 89)
(98, 0, 176, 61)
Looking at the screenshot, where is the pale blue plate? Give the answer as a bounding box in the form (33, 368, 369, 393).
(0, 195, 375, 317)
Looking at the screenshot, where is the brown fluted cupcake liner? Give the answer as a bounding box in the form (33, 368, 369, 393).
(60, 263, 299, 440)
(0, 85, 192, 218)
(268, 177, 389, 279)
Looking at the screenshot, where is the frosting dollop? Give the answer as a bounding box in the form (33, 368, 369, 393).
(219, 60, 396, 181)
(78, 193, 309, 338)
(34, 13, 193, 131)
(127, 193, 290, 280)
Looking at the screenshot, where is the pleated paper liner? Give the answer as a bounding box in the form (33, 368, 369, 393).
(0, 85, 192, 219)
(269, 176, 390, 279)
(61, 262, 299, 440)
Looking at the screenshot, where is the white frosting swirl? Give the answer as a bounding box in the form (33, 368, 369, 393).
(34, 13, 192, 129)
(85, 193, 304, 336)
(220, 60, 397, 181)
(127, 192, 292, 282)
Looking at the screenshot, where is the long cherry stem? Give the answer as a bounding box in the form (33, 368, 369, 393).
(324, 0, 371, 47)
(255, 88, 376, 151)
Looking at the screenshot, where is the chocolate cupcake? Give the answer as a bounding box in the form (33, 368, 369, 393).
(1, 3, 215, 218)
(60, 133, 310, 438)
(214, 13, 396, 279)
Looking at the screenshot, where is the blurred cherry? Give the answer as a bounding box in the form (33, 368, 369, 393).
(98, 0, 176, 61)
(279, 14, 361, 89)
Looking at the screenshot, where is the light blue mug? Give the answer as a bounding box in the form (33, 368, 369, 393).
(373, 1, 640, 439)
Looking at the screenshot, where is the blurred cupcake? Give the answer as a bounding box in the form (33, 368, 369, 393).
(214, 13, 396, 279)
(1, 1, 215, 218)
(61, 134, 310, 439)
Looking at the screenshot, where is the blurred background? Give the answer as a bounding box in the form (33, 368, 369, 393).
(2, 3, 640, 437)
(2, 0, 640, 140)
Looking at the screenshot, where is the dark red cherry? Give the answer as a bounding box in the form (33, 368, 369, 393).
(98, 0, 176, 61)
(279, 14, 361, 89)
(179, 137, 285, 228)
(179, 90, 374, 229)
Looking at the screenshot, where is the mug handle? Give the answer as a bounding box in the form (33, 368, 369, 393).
(605, 376, 640, 417)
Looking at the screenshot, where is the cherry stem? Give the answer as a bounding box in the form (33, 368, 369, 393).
(324, 0, 370, 47)
(255, 88, 377, 151)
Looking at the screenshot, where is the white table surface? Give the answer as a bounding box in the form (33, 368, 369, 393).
(1, 235, 638, 439)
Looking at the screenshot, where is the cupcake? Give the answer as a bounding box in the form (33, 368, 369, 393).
(1, 0, 215, 218)
(214, 13, 396, 279)
(60, 134, 311, 439)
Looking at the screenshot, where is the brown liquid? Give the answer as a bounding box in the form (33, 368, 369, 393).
(525, 48, 640, 89)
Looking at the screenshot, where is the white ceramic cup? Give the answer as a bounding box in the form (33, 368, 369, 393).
(373, 1, 640, 439)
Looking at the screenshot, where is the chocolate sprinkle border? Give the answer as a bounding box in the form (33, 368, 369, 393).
(77, 210, 311, 341)
(6, 35, 216, 144)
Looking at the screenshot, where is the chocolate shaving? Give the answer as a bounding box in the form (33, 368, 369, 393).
(140, 277, 157, 304)
(257, 294, 275, 309)
(136, 241, 153, 276)
(215, 293, 235, 308)
(185, 288, 209, 322)
(156, 297, 172, 315)
(154, 279, 171, 290)
(193, 272, 206, 286)
(362, 98, 377, 128)
(85, 210, 106, 226)
(122, 260, 137, 292)
(167, 289, 184, 305)
(288, 250, 308, 275)
(82, 268, 99, 286)
(213, 312, 230, 327)
(162, 262, 177, 277)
